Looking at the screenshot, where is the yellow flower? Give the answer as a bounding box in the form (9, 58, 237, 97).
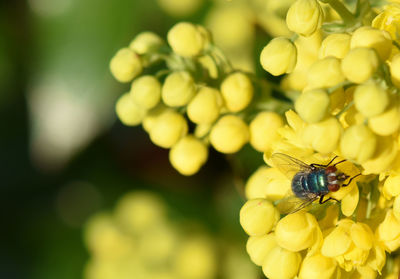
(110, 48, 143, 83)
(187, 87, 222, 124)
(149, 110, 188, 148)
(262, 246, 302, 279)
(113, 191, 166, 234)
(319, 33, 351, 59)
(350, 26, 392, 61)
(275, 211, 321, 252)
(260, 37, 297, 76)
(169, 135, 208, 175)
(362, 136, 398, 174)
(157, 0, 203, 17)
(306, 57, 345, 90)
(167, 22, 208, 57)
(130, 75, 161, 109)
(394, 194, 400, 221)
(390, 53, 400, 87)
(209, 115, 249, 153)
(84, 213, 133, 260)
(340, 124, 377, 164)
(129, 31, 164, 55)
(286, 0, 324, 36)
(368, 104, 400, 136)
(295, 89, 330, 123)
(298, 253, 337, 279)
(115, 93, 146, 126)
(383, 174, 400, 198)
(341, 48, 379, 84)
(142, 104, 167, 133)
(249, 112, 284, 152)
(246, 232, 277, 266)
(302, 117, 342, 154)
(162, 71, 196, 107)
(220, 72, 254, 112)
(173, 236, 217, 279)
(240, 198, 280, 236)
(354, 82, 389, 118)
(372, 3, 400, 40)
(322, 220, 374, 271)
(376, 209, 400, 252)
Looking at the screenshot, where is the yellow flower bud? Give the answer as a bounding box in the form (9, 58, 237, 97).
(187, 87, 222, 124)
(350, 26, 392, 61)
(114, 191, 166, 234)
(167, 22, 207, 57)
(245, 166, 269, 199)
(162, 71, 196, 107)
(84, 214, 133, 260)
(173, 236, 217, 279)
(262, 246, 302, 279)
(368, 105, 400, 136)
(390, 53, 400, 87)
(130, 75, 161, 109)
(303, 117, 342, 154)
(110, 48, 143, 83)
(209, 115, 249, 153)
(157, 0, 203, 17)
(220, 72, 253, 112)
(307, 57, 345, 89)
(142, 104, 167, 133)
(394, 195, 400, 221)
(298, 253, 336, 279)
(383, 174, 400, 198)
(246, 233, 277, 266)
(129, 31, 164, 54)
(362, 136, 398, 174)
(319, 33, 351, 59)
(275, 212, 319, 252)
(249, 112, 284, 152)
(295, 89, 330, 123)
(354, 82, 389, 117)
(330, 87, 346, 115)
(169, 135, 208, 175)
(149, 110, 188, 148)
(115, 93, 146, 126)
(286, 0, 323, 36)
(240, 198, 280, 236)
(376, 210, 400, 252)
(260, 37, 297, 76)
(340, 125, 377, 163)
(194, 123, 211, 139)
(341, 48, 379, 84)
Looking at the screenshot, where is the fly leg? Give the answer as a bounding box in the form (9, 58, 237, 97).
(342, 173, 362, 187)
(310, 156, 338, 168)
(319, 195, 340, 204)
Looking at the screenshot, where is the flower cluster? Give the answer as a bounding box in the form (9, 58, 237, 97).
(239, 0, 400, 278)
(110, 22, 287, 176)
(84, 191, 258, 279)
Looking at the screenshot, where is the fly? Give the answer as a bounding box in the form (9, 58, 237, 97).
(271, 153, 361, 214)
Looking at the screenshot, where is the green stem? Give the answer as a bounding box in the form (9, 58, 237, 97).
(320, 0, 356, 25)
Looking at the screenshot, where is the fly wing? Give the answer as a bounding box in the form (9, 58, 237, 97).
(275, 195, 318, 215)
(270, 153, 313, 179)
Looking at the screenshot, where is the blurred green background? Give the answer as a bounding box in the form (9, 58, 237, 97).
(0, 0, 268, 278)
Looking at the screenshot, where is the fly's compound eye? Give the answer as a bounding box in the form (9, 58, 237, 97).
(325, 166, 337, 174)
(328, 183, 340, 192)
